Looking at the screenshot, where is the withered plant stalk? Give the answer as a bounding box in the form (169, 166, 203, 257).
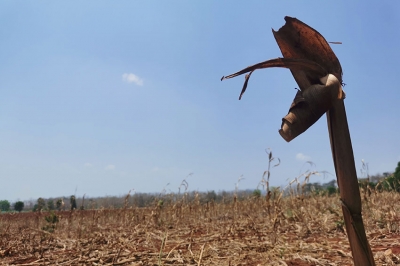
(221, 16, 375, 265)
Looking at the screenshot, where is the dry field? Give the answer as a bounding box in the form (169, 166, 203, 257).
(1, 190, 400, 266)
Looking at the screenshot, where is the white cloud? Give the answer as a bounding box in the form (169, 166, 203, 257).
(122, 73, 143, 86)
(84, 163, 93, 167)
(105, 164, 116, 170)
(296, 153, 311, 161)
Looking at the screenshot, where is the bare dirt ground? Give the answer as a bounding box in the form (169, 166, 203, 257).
(1, 191, 400, 265)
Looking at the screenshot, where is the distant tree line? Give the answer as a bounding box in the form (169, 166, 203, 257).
(0, 200, 24, 212)
(1, 162, 399, 212)
(358, 162, 400, 192)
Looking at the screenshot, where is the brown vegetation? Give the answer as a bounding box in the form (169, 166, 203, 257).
(1, 188, 399, 265)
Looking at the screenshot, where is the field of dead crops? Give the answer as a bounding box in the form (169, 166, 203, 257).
(1, 190, 400, 266)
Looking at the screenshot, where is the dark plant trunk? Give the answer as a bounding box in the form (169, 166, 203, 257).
(327, 100, 375, 265)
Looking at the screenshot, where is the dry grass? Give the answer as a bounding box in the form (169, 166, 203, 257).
(1, 189, 400, 265)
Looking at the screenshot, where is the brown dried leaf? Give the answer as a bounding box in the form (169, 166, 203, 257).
(221, 58, 327, 100)
(273, 16, 343, 90)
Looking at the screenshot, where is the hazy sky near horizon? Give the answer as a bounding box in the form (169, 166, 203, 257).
(1, 1, 399, 202)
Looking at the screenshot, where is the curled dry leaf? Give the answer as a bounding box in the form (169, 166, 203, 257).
(221, 17, 345, 142)
(280, 74, 344, 142)
(221, 57, 327, 100)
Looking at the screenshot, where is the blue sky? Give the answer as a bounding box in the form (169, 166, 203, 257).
(1, 1, 399, 202)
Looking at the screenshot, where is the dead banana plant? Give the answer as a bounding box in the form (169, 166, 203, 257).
(222, 16, 375, 265)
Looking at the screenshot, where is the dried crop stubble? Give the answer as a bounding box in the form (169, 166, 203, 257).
(0, 191, 399, 265)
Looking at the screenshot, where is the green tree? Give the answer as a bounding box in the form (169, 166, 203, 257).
(383, 162, 400, 192)
(14, 201, 24, 212)
(0, 200, 11, 212)
(47, 200, 55, 210)
(56, 199, 64, 211)
(205, 190, 217, 202)
(326, 186, 338, 195)
(394, 162, 400, 181)
(252, 189, 262, 198)
(37, 198, 46, 211)
(70, 195, 77, 210)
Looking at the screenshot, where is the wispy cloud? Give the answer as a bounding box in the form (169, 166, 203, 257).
(296, 153, 311, 161)
(105, 164, 116, 170)
(122, 73, 143, 86)
(84, 163, 93, 167)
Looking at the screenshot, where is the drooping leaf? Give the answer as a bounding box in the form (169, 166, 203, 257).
(221, 57, 327, 100)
